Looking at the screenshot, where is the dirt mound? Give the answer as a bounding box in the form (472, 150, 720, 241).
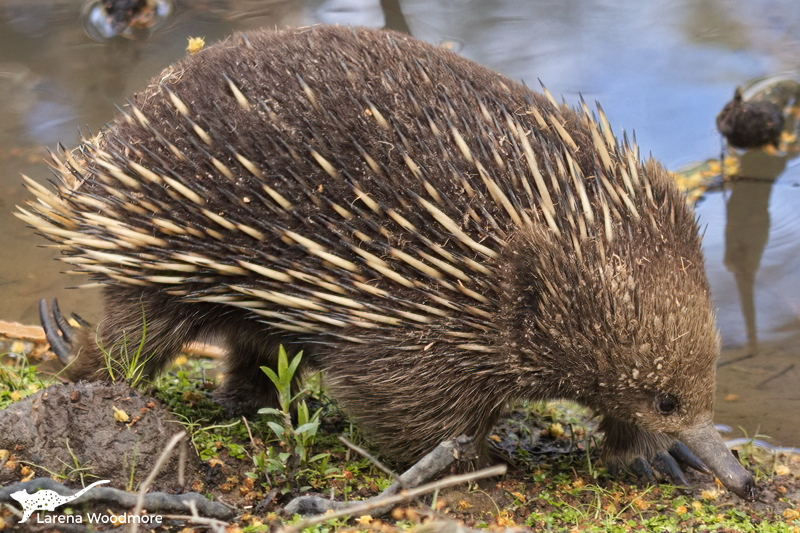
(0, 381, 196, 492)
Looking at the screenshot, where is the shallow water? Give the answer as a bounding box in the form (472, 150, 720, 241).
(0, 0, 798, 446)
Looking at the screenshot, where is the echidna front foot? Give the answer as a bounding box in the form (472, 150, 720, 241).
(601, 417, 757, 500)
(621, 442, 707, 488)
(600, 417, 707, 489)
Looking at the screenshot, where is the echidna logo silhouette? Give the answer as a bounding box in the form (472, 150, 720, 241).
(10, 480, 110, 522)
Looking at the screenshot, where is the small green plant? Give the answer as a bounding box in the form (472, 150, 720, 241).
(187, 419, 243, 461)
(0, 352, 50, 408)
(98, 305, 153, 387)
(19, 438, 98, 484)
(125, 442, 140, 492)
(733, 427, 775, 480)
(258, 346, 329, 469)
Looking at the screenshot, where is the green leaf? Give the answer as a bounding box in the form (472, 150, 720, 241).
(294, 421, 319, 435)
(288, 350, 304, 377)
(260, 366, 279, 387)
(276, 345, 289, 380)
(296, 401, 310, 425)
(267, 421, 285, 439)
(227, 443, 246, 459)
(257, 407, 283, 417)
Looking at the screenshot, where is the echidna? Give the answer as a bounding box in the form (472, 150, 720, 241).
(18, 25, 755, 499)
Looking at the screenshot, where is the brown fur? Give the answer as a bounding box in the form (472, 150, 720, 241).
(25, 26, 720, 471)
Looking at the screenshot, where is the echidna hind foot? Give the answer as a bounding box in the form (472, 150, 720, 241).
(319, 340, 514, 465)
(44, 286, 309, 414)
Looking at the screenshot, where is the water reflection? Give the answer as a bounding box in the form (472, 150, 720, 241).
(724, 176, 778, 355)
(716, 75, 799, 355)
(81, 0, 174, 41)
(315, 0, 385, 27)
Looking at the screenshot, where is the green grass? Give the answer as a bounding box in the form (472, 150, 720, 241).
(98, 307, 154, 387)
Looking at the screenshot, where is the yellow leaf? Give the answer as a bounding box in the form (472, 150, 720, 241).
(112, 406, 129, 422)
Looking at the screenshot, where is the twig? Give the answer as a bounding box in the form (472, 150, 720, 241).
(289, 464, 506, 530)
(0, 322, 225, 359)
(0, 478, 233, 520)
(338, 436, 401, 485)
(160, 513, 229, 532)
(380, 435, 477, 496)
(160, 500, 228, 533)
(285, 435, 477, 516)
(0, 320, 47, 342)
(178, 437, 186, 487)
(242, 416, 259, 450)
(130, 431, 186, 533)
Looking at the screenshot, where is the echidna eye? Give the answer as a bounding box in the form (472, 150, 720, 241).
(655, 393, 678, 415)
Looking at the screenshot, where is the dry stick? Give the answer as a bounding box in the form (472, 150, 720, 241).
(338, 436, 402, 485)
(242, 416, 258, 448)
(0, 320, 225, 359)
(160, 500, 228, 533)
(160, 514, 229, 532)
(337, 436, 455, 524)
(284, 435, 477, 516)
(289, 464, 507, 531)
(178, 438, 186, 487)
(0, 479, 232, 520)
(381, 435, 477, 494)
(129, 430, 187, 533)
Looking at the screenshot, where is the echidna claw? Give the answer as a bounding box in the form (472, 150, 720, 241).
(630, 457, 658, 484)
(70, 312, 91, 329)
(51, 298, 74, 343)
(652, 450, 691, 488)
(668, 441, 711, 475)
(39, 298, 73, 365)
